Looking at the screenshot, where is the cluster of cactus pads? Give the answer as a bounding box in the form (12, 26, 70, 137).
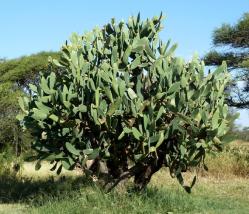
(17, 14, 230, 192)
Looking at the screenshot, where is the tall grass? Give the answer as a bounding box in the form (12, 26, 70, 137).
(29, 181, 249, 214)
(203, 141, 249, 178)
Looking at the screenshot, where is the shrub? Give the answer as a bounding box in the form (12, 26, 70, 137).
(17, 14, 230, 192)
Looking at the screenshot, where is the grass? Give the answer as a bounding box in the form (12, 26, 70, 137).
(0, 141, 249, 214)
(0, 204, 26, 214)
(30, 185, 249, 214)
(27, 171, 249, 214)
(203, 140, 249, 178)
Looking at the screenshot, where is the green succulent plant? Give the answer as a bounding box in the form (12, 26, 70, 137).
(17, 13, 230, 192)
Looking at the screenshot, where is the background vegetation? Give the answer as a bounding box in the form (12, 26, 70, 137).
(0, 52, 59, 161)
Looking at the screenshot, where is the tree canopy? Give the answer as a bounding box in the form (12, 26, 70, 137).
(204, 13, 249, 108)
(0, 52, 59, 88)
(0, 52, 59, 153)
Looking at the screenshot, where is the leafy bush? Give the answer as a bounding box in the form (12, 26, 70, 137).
(18, 14, 230, 192)
(0, 146, 22, 183)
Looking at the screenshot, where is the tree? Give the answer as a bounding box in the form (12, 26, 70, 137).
(18, 14, 230, 192)
(0, 52, 59, 89)
(0, 52, 59, 155)
(204, 13, 249, 108)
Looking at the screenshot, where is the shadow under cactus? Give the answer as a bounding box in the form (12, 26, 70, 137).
(0, 172, 92, 205)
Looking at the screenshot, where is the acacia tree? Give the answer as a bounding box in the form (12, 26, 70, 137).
(18, 14, 230, 192)
(204, 13, 249, 108)
(0, 52, 59, 155)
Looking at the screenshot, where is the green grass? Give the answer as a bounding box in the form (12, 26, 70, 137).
(0, 168, 248, 214)
(0, 142, 249, 214)
(29, 180, 249, 214)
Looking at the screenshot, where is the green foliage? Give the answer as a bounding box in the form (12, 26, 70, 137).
(212, 13, 249, 48)
(18, 14, 230, 191)
(0, 80, 23, 152)
(0, 52, 59, 87)
(204, 12, 249, 108)
(0, 147, 14, 175)
(0, 52, 59, 155)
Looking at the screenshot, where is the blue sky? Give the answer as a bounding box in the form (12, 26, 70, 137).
(1, 0, 249, 127)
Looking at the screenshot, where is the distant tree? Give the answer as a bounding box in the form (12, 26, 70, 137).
(0, 52, 59, 89)
(204, 13, 249, 108)
(0, 52, 59, 155)
(223, 109, 240, 140)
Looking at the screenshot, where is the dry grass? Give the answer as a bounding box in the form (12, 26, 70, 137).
(201, 140, 249, 178)
(0, 204, 26, 214)
(229, 140, 249, 147)
(21, 162, 82, 180)
(4, 140, 249, 193)
(151, 169, 249, 200)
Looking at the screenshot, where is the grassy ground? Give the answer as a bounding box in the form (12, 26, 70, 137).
(0, 141, 248, 214)
(27, 170, 249, 214)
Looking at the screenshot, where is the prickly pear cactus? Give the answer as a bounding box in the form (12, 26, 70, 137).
(17, 14, 230, 192)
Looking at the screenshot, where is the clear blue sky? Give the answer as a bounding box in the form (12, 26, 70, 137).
(1, 0, 249, 127)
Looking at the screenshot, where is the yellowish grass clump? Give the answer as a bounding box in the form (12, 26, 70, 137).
(21, 162, 82, 180)
(202, 140, 249, 178)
